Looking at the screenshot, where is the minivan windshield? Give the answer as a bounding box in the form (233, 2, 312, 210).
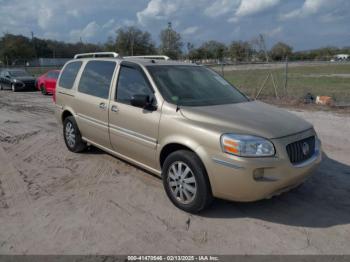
(147, 65, 248, 106)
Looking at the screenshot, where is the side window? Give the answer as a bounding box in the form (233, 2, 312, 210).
(58, 62, 82, 89)
(116, 66, 153, 104)
(78, 61, 116, 99)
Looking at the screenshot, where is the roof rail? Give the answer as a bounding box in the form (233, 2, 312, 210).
(124, 55, 170, 61)
(74, 52, 119, 59)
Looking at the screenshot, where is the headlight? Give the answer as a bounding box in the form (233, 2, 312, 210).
(13, 79, 17, 83)
(221, 134, 275, 157)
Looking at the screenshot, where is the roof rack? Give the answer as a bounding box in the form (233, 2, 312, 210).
(124, 55, 170, 61)
(74, 52, 119, 59)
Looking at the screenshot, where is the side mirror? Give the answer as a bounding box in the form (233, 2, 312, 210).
(130, 94, 156, 110)
(5, 75, 10, 78)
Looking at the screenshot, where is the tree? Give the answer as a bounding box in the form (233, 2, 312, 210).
(270, 42, 293, 61)
(229, 41, 252, 62)
(0, 34, 35, 65)
(159, 22, 183, 59)
(111, 26, 156, 56)
(200, 41, 227, 61)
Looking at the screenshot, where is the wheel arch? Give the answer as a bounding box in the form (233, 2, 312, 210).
(159, 141, 214, 201)
(61, 109, 74, 124)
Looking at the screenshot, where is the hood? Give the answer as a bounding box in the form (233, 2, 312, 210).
(14, 76, 36, 82)
(180, 101, 312, 139)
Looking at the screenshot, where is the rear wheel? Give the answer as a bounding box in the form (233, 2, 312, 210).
(0, 83, 3, 90)
(40, 84, 47, 95)
(162, 150, 213, 213)
(63, 116, 86, 153)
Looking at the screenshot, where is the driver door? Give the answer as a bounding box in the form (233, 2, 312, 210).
(109, 62, 160, 170)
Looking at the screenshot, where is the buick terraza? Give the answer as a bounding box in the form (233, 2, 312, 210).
(55, 52, 321, 213)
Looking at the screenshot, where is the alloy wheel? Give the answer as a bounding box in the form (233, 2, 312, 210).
(65, 122, 76, 148)
(167, 161, 197, 204)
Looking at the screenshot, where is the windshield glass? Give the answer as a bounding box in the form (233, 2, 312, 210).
(9, 70, 30, 77)
(146, 65, 248, 106)
(47, 71, 60, 79)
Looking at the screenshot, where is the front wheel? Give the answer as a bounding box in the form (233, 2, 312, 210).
(162, 150, 213, 213)
(11, 84, 17, 92)
(63, 116, 86, 153)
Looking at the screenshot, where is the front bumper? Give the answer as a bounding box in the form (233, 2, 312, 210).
(13, 81, 36, 90)
(198, 129, 322, 202)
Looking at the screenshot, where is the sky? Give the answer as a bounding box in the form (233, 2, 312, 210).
(0, 0, 349, 51)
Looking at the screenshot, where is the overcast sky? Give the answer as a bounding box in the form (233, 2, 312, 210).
(0, 0, 349, 50)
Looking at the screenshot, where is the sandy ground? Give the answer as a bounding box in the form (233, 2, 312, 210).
(0, 91, 349, 255)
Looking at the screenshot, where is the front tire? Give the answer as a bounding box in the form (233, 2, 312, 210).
(162, 150, 213, 213)
(11, 84, 17, 92)
(63, 116, 86, 153)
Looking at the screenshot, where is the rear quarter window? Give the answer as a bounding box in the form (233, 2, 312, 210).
(58, 61, 82, 89)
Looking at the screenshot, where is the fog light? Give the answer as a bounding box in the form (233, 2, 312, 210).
(253, 168, 265, 181)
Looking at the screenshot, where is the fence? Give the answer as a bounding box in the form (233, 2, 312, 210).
(207, 61, 350, 104)
(1, 59, 349, 104)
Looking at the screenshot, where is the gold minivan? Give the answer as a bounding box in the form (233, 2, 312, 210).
(55, 52, 321, 213)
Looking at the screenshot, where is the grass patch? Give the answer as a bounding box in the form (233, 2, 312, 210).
(220, 63, 350, 103)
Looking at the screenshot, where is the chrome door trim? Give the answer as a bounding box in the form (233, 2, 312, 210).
(77, 113, 108, 129)
(109, 123, 157, 147)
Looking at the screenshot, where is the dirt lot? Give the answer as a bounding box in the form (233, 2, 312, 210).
(0, 91, 349, 255)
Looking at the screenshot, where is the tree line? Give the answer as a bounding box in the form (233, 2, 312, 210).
(0, 23, 349, 65)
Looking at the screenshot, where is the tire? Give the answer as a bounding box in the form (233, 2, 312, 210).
(11, 84, 17, 92)
(162, 150, 213, 213)
(0, 83, 3, 90)
(40, 85, 47, 95)
(63, 116, 86, 153)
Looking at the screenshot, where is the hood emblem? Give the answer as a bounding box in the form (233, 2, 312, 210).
(302, 142, 310, 156)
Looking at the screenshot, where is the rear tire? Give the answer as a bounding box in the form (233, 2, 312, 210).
(0, 83, 3, 90)
(40, 85, 47, 95)
(63, 116, 86, 153)
(162, 150, 213, 213)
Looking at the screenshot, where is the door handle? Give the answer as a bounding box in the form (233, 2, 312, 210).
(111, 105, 119, 112)
(99, 102, 107, 110)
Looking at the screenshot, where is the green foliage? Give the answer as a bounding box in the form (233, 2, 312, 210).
(228, 41, 253, 62)
(270, 42, 293, 61)
(0, 33, 102, 65)
(159, 24, 183, 59)
(109, 26, 156, 56)
(0, 34, 35, 64)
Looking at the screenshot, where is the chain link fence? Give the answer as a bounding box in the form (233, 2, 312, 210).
(207, 61, 350, 105)
(1, 58, 349, 105)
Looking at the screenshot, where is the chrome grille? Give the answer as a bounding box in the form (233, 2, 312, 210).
(286, 136, 315, 164)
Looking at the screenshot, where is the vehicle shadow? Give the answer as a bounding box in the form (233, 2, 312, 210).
(200, 153, 350, 228)
(81, 145, 106, 155)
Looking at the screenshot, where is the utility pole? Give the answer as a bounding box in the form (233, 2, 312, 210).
(130, 29, 134, 56)
(284, 56, 289, 96)
(259, 34, 269, 63)
(167, 22, 172, 52)
(31, 31, 37, 59)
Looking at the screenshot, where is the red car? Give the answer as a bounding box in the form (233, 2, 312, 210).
(36, 70, 60, 95)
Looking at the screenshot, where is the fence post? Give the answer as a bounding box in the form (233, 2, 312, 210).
(284, 56, 289, 96)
